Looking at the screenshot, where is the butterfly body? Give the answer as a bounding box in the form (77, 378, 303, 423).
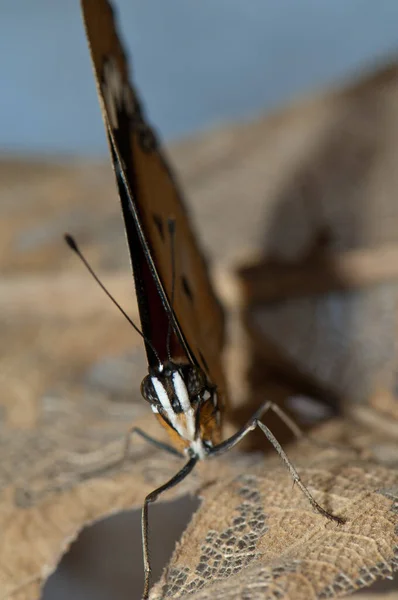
(79, 2, 343, 597)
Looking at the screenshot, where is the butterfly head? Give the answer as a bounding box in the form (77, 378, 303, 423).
(140, 361, 220, 459)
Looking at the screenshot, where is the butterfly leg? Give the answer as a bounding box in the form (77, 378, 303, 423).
(264, 400, 362, 456)
(210, 401, 344, 524)
(142, 456, 198, 599)
(123, 426, 183, 464)
(258, 401, 306, 440)
(248, 401, 351, 453)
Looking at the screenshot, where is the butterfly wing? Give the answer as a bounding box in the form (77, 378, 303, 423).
(81, 0, 228, 408)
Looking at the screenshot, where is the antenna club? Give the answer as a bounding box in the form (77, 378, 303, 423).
(64, 233, 78, 252)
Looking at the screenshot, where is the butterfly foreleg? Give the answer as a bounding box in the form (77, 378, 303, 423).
(209, 401, 344, 525)
(141, 456, 198, 599)
(123, 426, 183, 464)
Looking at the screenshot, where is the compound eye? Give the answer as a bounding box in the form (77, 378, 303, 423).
(185, 366, 206, 396)
(140, 376, 157, 404)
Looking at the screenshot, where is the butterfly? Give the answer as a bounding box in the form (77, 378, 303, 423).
(78, 1, 343, 597)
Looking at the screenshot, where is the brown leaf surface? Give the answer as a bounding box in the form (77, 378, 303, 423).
(151, 418, 398, 599)
(3, 61, 398, 600)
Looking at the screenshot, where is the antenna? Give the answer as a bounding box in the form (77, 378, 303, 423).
(64, 233, 162, 366)
(166, 218, 176, 361)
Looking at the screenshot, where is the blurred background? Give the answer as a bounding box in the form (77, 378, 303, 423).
(2, 0, 398, 154)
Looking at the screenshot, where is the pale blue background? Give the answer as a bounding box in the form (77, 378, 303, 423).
(2, 1, 398, 156)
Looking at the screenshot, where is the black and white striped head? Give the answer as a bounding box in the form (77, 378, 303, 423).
(140, 361, 219, 459)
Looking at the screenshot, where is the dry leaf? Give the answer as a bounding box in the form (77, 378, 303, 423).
(237, 62, 398, 413)
(3, 60, 398, 600)
(151, 421, 398, 599)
